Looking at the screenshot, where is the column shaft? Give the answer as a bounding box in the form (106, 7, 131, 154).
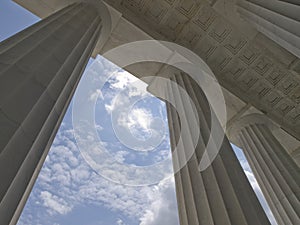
(166, 81, 213, 225)
(237, 0, 300, 57)
(235, 120, 300, 225)
(0, 3, 102, 225)
(165, 72, 271, 225)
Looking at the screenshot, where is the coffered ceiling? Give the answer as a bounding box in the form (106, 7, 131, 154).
(13, 0, 300, 143)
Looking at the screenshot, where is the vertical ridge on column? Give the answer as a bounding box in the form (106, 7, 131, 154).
(238, 133, 286, 225)
(258, 125, 300, 185)
(163, 70, 270, 225)
(0, 3, 83, 59)
(0, 4, 87, 111)
(173, 73, 232, 225)
(247, 125, 299, 207)
(0, 2, 102, 225)
(251, 125, 300, 223)
(166, 78, 200, 225)
(166, 101, 189, 225)
(181, 73, 269, 225)
(178, 74, 236, 225)
(229, 114, 300, 225)
(236, 0, 300, 57)
(0, 3, 78, 54)
(172, 76, 217, 225)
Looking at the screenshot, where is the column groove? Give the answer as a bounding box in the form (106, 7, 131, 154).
(174, 74, 233, 225)
(153, 71, 271, 225)
(238, 132, 283, 218)
(0, 2, 102, 225)
(182, 73, 270, 225)
(237, 0, 300, 57)
(229, 114, 300, 225)
(0, 4, 78, 54)
(166, 79, 201, 225)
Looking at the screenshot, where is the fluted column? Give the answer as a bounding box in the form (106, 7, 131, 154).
(229, 114, 300, 225)
(151, 70, 271, 225)
(237, 0, 300, 58)
(0, 2, 102, 224)
(278, 1, 300, 6)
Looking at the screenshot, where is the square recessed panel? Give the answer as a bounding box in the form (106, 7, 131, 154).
(286, 106, 300, 125)
(239, 45, 261, 66)
(176, 0, 201, 19)
(275, 98, 296, 116)
(266, 67, 287, 86)
(164, 0, 175, 5)
(207, 46, 232, 72)
(250, 80, 273, 99)
(122, 0, 149, 12)
(192, 4, 217, 31)
(262, 90, 283, 108)
(208, 18, 232, 44)
(159, 11, 189, 41)
(253, 56, 273, 76)
(224, 30, 247, 55)
(277, 75, 299, 95)
(194, 36, 218, 60)
(145, 0, 169, 24)
(291, 87, 300, 104)
(237, 71, 260, 91)
(177, 23, 204, 49)
(222, 58, 248, 81)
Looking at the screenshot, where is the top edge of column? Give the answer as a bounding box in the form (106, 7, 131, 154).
(227, 113, 279, 140)
(70, 0, 112, 56)
(70, 0, 108, 15)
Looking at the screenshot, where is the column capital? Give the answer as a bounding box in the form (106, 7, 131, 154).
(228, 113, 279, 144)
(72, 0, 106, 14)
(73, 0, 112, 56)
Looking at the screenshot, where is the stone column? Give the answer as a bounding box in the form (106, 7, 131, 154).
(278, 0, 300, 6)
(228, 114, 300, 225)
(236, 0, 300, 58)
(0, 2, 102, 224)
(152, 70, 271, 225)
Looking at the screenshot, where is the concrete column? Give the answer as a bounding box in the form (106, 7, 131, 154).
(159, 71, 271, 225)
(0, 2, 102, 225)
(237, 0, 300, 58)
(278, 0, 300, 6)
(229, 114, 300, 225)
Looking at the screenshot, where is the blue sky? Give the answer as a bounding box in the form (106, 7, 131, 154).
(16, 53, 179, 225)
(0, 1, 276, 225)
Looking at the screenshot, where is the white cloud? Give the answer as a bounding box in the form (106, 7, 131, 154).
(109, 71, 139, 90)
(129, 108, 152, 130)
(19, 55, 277, 225)
(118, 107, 153, 139)
(18, 123, 178, 225)
(99, 68, 167, 154)
(104, 71, 149, 114)
(139, 178, 179, 225)
(89, 89, 103, 102)
(40, 191, 72, 215)
(116, 218, 126, 225)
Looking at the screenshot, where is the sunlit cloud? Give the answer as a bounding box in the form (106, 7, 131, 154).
(19, 122, 178, 225)
(40, 191, 73, 215)
(18, 54, 275, 225)
(139, 178, 179, 225)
